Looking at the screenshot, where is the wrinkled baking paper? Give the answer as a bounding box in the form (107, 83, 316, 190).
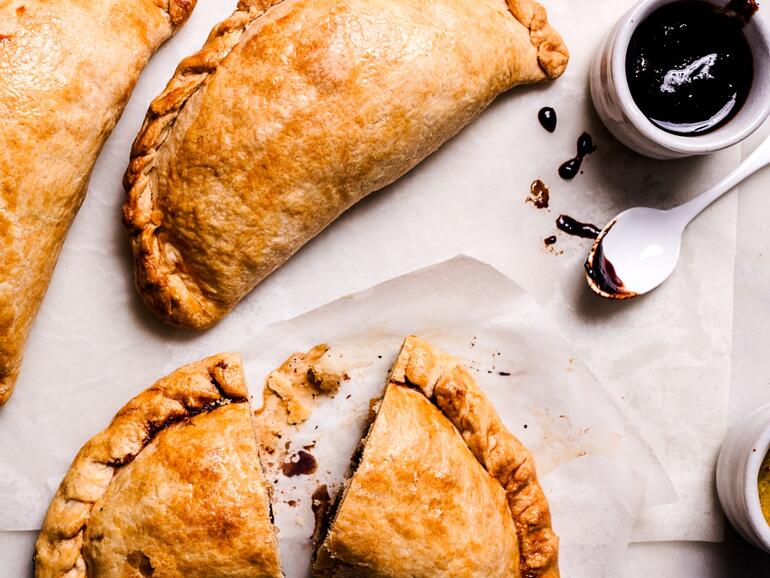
(0, 0, 737, 548)
(239, 257, 674, 578)
(0, 256, 674, 578)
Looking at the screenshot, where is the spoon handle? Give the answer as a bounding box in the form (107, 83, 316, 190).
(669, 132, 770, 226)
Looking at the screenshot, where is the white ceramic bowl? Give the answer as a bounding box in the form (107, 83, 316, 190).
(590, 0, 770, 159)
(716, 403, 770, 552)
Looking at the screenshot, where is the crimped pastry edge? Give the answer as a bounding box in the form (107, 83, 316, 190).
(0, 373, 17, 407)
(123, 0, 279, 330)
(122, 0, 569, 330)
(506, 0, 569, 79)
(389, 335, 560, 578)
(33, 353, 249, 578)
(152, 0, 199, 27)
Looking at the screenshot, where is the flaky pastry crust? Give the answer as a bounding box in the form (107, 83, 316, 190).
(0, 0, 196, 405)
(123, 0, 569, 330)
(314, 336, 559, 578)
(34, 354, 281, 578)
(391, 336, 559, 577)
(251, 343, 349, 476)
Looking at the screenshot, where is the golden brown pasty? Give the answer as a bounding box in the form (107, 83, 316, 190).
(123, 0, 569, 329)
(313, 336, 559, 578)
(0, 0, 197, 405)
(33, 354, 282, 578)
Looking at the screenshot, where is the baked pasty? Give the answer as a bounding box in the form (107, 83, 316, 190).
(34, 354, 282, 578)
(124, 0, 569, 329)
(0, 0, 196, 405)
(313, 336, 559, 577)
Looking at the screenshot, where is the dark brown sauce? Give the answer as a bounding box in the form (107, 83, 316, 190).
(311, 484, 332, 544)
(538, 107, 557, 132)
(526, 179, 550, 209)
(558, 133, 596, 180)
(585, 248, 632, 298)
(544, 235, 557, 246)
(626, 0, 754, 136)
(281, 449, 317, 477)
(584, 223, 637, 299)
(556, 215, 601, 239)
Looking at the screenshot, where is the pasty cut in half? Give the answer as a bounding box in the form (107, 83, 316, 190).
(313, 336, 559, 578)
(34, 354, 282, 578)
(124, 0, 569, 329)
(0, 0, 197, 405)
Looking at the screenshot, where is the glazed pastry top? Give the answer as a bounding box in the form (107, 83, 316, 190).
(0, 0, 196, 404)
(124, 0, 568, 329)
(33, 354, 282, 578)
(314, 335, 559, 578)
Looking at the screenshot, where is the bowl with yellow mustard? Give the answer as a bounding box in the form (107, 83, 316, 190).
(717, 403, 770, 551)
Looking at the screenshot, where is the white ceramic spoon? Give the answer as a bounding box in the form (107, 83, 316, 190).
(585, 133, 770, 299)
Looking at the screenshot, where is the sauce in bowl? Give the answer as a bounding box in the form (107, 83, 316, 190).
(626, 0, 755, 136)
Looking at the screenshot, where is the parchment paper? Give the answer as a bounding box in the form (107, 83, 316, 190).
(1, 257, 674, 578)
(0, 0, 739, 550)
(731, 120, 770, 423)
(242, 258, 674, 578)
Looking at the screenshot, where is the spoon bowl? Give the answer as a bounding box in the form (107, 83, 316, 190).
(585, 208, 683, 299)
(586, 132, 770, 299)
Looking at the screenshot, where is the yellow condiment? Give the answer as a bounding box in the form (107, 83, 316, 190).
(758, 449, 770, 525)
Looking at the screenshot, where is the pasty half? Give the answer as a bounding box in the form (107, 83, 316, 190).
(313, 336, 558, 578)
(34, 354, 282, 578)
(123, 0, 569, 329)
(0, 0, 197, 405)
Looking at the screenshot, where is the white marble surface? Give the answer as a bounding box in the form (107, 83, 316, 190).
(2, 0, 770, 575)
(625, 106, 770, 578)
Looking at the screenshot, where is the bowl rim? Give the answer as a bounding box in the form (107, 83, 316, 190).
(610, 0, 770, 155)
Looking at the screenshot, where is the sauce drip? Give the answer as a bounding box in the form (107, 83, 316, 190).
(558, 133, 596, 180)
(538, 107, 557, 132)
(543, 235, 557, 246)
(626, 0, 754, 136)
(311, 484, 332, 543)
(555, 215, 601, 239)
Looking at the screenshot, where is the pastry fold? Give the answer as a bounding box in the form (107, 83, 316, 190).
(0, 0, 196, 404)
(34, 354, 282, 578)
(124, 0, 569, 329)
(313, 336, 559, 578)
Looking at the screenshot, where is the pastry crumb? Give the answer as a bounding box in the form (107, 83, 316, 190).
(265, 344, 349, 425)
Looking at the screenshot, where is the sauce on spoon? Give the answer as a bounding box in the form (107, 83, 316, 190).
(584, 224, 637, 299)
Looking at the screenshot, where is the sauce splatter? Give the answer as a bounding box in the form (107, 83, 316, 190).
(526, 179, 550, 209)
(538, 107, 557, 132)
(281, 450, 317, 477)
(558, 133, 597, 180)
(555, 215, 601, 239)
